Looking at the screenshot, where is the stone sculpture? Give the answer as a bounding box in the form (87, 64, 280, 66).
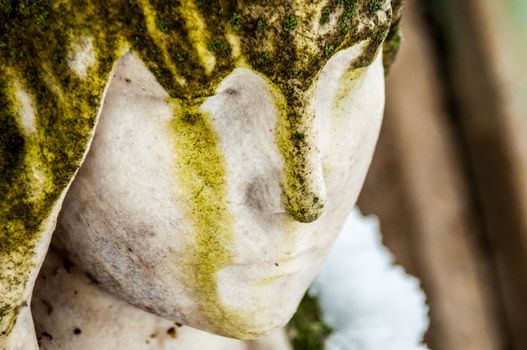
(0, 0, 402, 348)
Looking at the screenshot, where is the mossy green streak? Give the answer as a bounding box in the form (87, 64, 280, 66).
(1, 0, 400, 338)
(170, 104, 248, 336)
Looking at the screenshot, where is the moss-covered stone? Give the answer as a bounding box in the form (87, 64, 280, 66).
(1, 0, 398, 339)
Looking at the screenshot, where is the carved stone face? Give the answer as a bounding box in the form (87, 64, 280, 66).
(53, 43, 385, 338)
(0, 0, 400, 346)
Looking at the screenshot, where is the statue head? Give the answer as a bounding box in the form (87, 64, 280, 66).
(1, 0, 402, 344)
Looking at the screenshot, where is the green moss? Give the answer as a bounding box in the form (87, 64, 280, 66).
(320, 6, 331, 25)
(338, 0, 357, 31)
(229, 12, 241, 31)
(282, 15, 298, 36)
(155, 18, 169, 32)
(207, 39, 232, 55)
(287, 292, 333, 350)
(257, 18, 267, 29)
(369, 0, 382, 13)
(323, 44, 335, 56)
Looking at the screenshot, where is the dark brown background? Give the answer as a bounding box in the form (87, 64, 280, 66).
(358, 0, 527, 349)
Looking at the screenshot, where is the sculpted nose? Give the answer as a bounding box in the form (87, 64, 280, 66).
(205, 69, 327, 225)
(274, 92, 327, 223)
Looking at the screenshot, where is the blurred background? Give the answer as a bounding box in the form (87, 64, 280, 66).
(357, 0, 527, 349)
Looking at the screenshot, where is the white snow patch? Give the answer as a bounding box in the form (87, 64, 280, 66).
(14, 81, 37, 134)
(310, 208, 430, 350)
(68, 36, 96, 78)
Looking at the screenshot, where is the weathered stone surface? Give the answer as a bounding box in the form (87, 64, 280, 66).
(1, 0, 398, 347)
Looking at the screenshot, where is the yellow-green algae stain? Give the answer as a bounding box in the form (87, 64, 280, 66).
(169, 102, 252, 337)
(1, 0, 401, 339)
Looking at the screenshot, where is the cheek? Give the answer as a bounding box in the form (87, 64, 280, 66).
(320, 49, 386, 204)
